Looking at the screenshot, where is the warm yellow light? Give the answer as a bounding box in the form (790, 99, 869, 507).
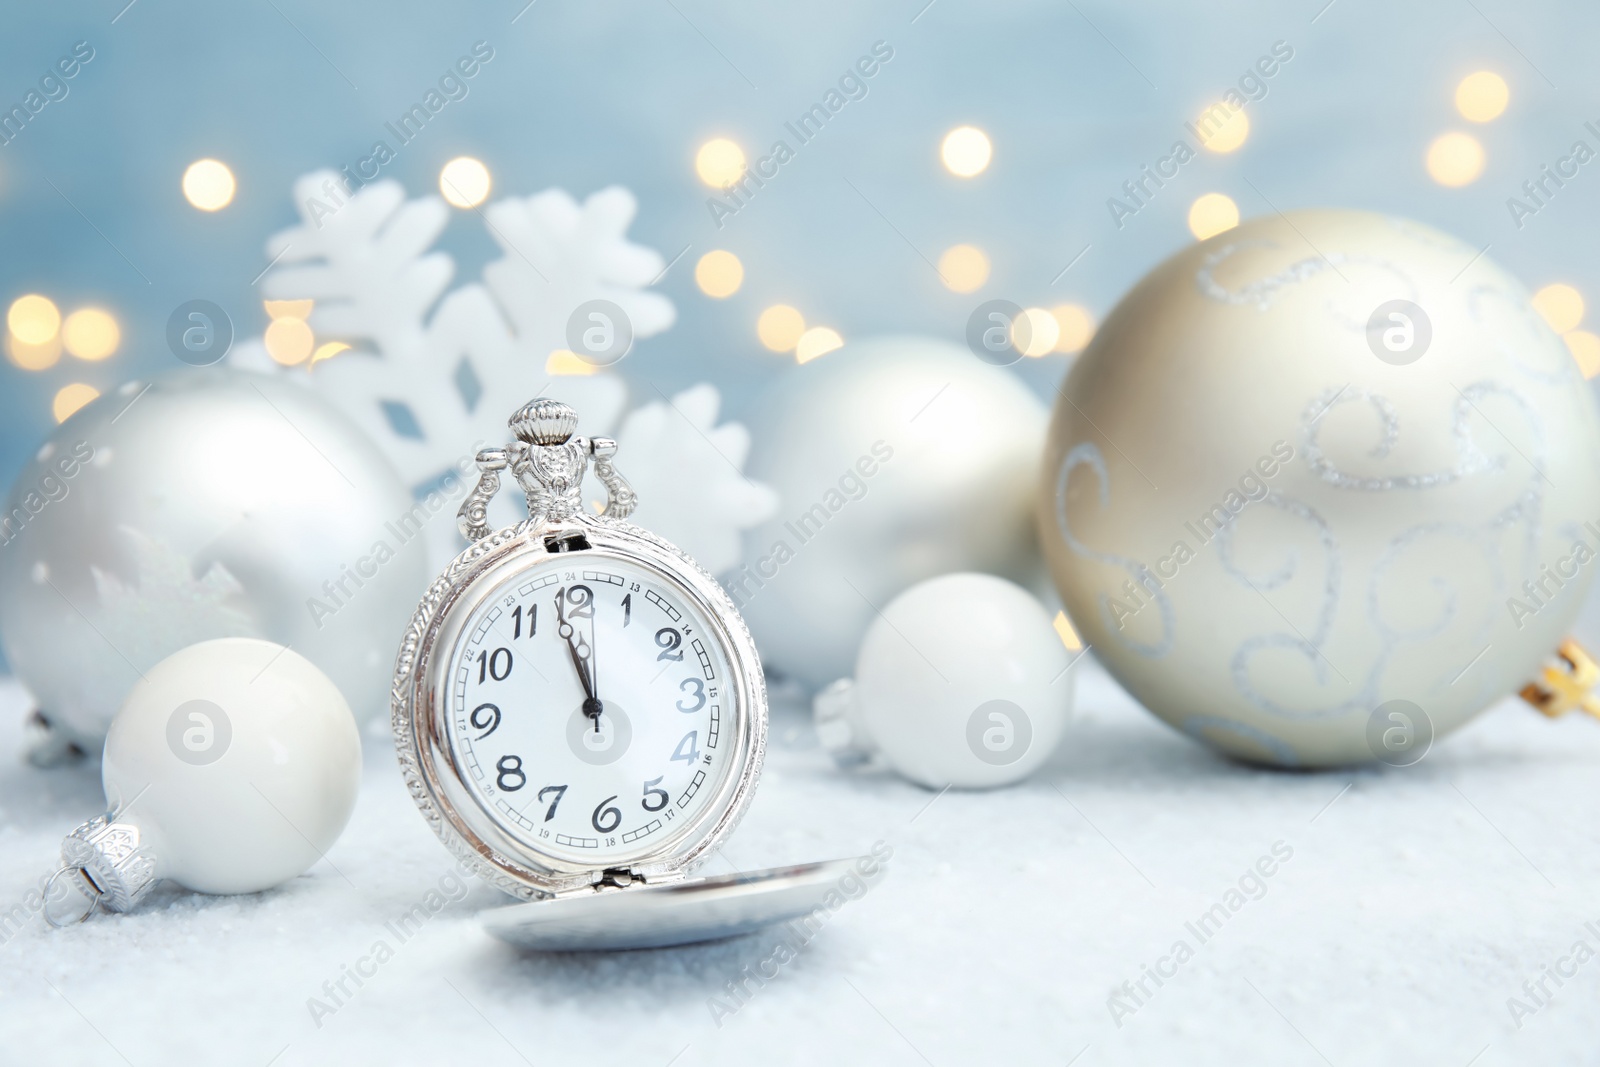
(1188, 193, 1240, 241)
(1196, 105, 1249, 153)
(1051, 304, 1096, 354)
(182, 159, 236, 211)
(695, 139, 747, 189)
(694, 250, 744, 299)
(1426, 132, 1485, 187)
(795, 326, 843, 364)
(52, 383, 99, 423)
(263, 299, 314, 321)
(546, 348, 599, 376)
(757, 305, 806, 352)
(1014, 307, 1060, 358)
(1052, 611, 1083, 652)
(309, 341, 350, 367)
(938, 244, 990, 294)
(1566, 331, 1600, 380)
(61, 308, 120, 361)
(8, 294, 60, 344)
(7, 334, 60, 371)
(1533, 283, 1584, 334)
(941, 126, 992, 177)
(1456, 71, 1509, 123)
(439, 157, 492, 208)
(264, 317, 315, 366)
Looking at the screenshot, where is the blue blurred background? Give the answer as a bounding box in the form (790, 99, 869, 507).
(1, 0, 1595, 486)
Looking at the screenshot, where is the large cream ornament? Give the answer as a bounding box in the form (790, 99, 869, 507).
(1040, 210, 1600, 766)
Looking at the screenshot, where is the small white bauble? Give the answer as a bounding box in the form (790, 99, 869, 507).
(0, 367, 429, 754)
(60, 638, 362, 908)
(1040, 210, 1600, 766)
(738, 336, 1048, 689)
(814, 573, 1074, 788)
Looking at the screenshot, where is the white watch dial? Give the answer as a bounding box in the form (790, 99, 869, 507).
(446, 550, 736, 867)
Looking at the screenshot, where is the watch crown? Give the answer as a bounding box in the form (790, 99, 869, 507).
(509, 399, 579, 446)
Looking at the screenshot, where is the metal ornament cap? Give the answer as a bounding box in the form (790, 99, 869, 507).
(59, 814, 157, 914)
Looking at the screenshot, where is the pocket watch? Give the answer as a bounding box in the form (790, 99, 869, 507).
(392, 398, 862, 950)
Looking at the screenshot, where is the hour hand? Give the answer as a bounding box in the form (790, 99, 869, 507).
(558, 603, 602, 725)
(567, 633, 596, 699)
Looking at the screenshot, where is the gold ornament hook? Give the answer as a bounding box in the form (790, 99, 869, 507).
(1519, 638, 1600, 721)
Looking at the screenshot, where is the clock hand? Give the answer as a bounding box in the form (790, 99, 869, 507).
(557, 588, 603, 728)
(587, 603, 601, 734)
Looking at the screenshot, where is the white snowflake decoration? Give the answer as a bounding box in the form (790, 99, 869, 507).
(91, 527, 257, 662)
(233, 170, 776, 573)
(613, 383, 780, 575)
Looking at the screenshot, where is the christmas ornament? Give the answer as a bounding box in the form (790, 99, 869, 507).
(233, 172, 775, 577)
(46, 638, 360, 923)
(735, 335, 1048, 689)
(1040, 209, 1600, 766)
(394, 397, 864, 950)
(0, 368, 428, 756)
(814, 573, 1074, 788)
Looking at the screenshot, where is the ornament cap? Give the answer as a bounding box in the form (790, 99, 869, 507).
(509, 399, 579, 446)
(55, 813, 158, 919)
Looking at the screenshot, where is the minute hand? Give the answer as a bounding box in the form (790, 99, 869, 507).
(557, 592, 603, 727)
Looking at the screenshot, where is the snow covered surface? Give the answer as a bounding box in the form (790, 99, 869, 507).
(3, 662, 1598, 1066)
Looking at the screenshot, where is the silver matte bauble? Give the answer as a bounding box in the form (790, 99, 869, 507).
(0, 368, 430, 756)
(735, 336, 1048, 689)
(1040, 210, 1600, 767)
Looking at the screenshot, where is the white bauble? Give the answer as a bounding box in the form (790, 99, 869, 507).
(1040, 210, 1600, 767)
(738, 336, 1047, 689)
(0, 368, 429, 753)
(100, 638, 361, 895)
(815, 573, 1073, 788)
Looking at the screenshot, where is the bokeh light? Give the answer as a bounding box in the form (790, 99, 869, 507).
(1566, 331, 1600, 379)
(8, 294, 60, 345)
(182, 159, 236, 211)
(757, 305, 806, 352)
(1188, 193, 1240, 240)
(941, 126, 992, 177)
(309, 341, 350, 367)
(52, 383, 99, 423)
(1014, 307, 1060, 357)
(1196, 106, 1249, 153)
(938, 244, 990, 293)
(1050, 304, 1096, 354)
(795, 326, 843, 364)
(439, 157, 492, 208)
(1456, 71, 1509, 123)
(695, 139, 747, 189)
(62, 307, 120, 361)
(694, 250, 744, 298)
(264, 317, 314, 366)
(7, 335, 61, 371)
(1533, 283, 1584, 334)
(546, 348, 598, 376)
(1052, 611, 1083, 651)
(263, 299, 314, 320)
(1426, 132, 1485, 187)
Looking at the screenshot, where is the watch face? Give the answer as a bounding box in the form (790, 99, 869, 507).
(443, 547, 739, 868)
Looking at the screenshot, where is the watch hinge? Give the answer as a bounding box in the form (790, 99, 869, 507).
(597, 867, 643, 890)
